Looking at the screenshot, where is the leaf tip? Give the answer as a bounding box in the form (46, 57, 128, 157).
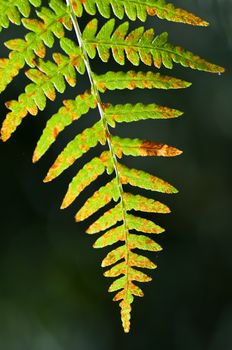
(218, 66, 226, 74)
(0, 134, 8, 142)
(172, 187, 179, 194)
(86, 226, 94, 234)
(101, 261, 107, 268)
(75, 214, 80, 222)
(199, 19, 209, 27)
(167, 146, 183, 157)
(166, 207, 171, 214)
(60, 194, 73, 210)
(43, 175, 50, 183)
(32, 152, 39, 163)
(185, 81, 192, 88)
(159, 227, 166, 234)
(175, 148, 183, 156)
(176, 110, 184, 118)
(60, 202, 67, 210)
(0, 124, 11, 142)
(123, 326, 130, 334)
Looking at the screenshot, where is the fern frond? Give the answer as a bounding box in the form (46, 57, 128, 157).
(102, 248, 156, 269)
(85, 193, 170, 234)
(33, 90, 97, 162)
(93, 225, 126, 248)
(0, 0, 41, 31)
(44, 120, 106, 182)
(0, 0, 225, 334)
(23, 0, 72, 46)
(118, 163, 178, 193)
(94, 70, 191, 91)
(61, 151, 114, 209)
(83, 19, 224, 72)
(86, 205, 166, 234)
(86, 203, 122, 233)
(93, 220, 163, 332)
(1, 41, 84, 141)
(127, 214, 164, 233)
(127, 234, 162, 252)
(71, 0, 208, 26)
(75, 178, 121, 222)
(123, 193, 170, 213)
(0, 56, 24, 94)
(111, 135, 182, 157)
(0, 0, 72, 93)
(104, 102, 183, 127)
(72, 155, 177, 333)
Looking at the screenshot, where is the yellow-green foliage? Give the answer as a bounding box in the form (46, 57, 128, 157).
(0, 0, 224, 333)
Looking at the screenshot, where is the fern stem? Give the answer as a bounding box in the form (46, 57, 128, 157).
(66, 1, 131, 323)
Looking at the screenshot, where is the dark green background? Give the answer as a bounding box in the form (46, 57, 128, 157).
(0, 1, 231, 349)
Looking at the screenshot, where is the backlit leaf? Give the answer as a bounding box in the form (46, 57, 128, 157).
(61, 151, 114, 209)
(44, 121, 106, 182)
(83, 19, 224, 72)
(72, 0, 208, 26)
(75, 178, 121, 222)
(118, 163, 178, 193)
(112, 135, 182, 158)
(104, 102, 183, 127)
(94, 71, 191, 92)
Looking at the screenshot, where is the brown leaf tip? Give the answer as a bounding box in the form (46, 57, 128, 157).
(141, 141, 183, 157)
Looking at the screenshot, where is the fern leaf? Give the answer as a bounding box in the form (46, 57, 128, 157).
(102, 246, 156, 269)
(94, 224, 125, 248)
(71, 0, 208, 26)
(102, 245, 125, 267)
(33, 90, 97, 162)
(110, 266, 152, 283)
(126, 214, 164, 234)
(0, 0, 225, 334)
(108, 276, 127, 293)
(128, 234, 162, 252)
(32, 0, 72, 39)
(123, 193, 170, 214)
(111, 135, 182, 157)
(118, 163, 178, 193)
(75, 178, 121, 222)
(83, 19, 224, 72)
(86, 203, 122, 234)
(94, 220, 162, 333)
(44, 120, 106, 182)
(127, 251, 156, 269)
(61, 151, 114, 209)
(1, 44, 84, 141)
(0, 55, 24, 94)
(94, 70, 191, 92)
(104, 102, 183, 127)
(87, 192, 170, 234)
(104, 261, 129, 277)
(0, 0, 41, 31)
(0, 1, 72, 93)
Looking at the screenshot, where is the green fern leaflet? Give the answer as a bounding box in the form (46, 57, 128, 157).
(0, 0, 224, 332)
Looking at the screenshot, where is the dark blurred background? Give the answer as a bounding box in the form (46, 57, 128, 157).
(0, 1, 231, 349)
